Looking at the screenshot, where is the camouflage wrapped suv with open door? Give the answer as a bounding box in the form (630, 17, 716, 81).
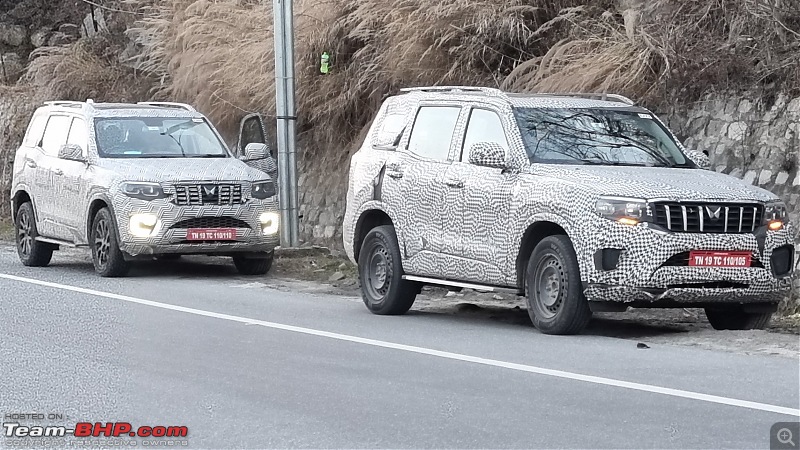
(11, 100, 280, 277)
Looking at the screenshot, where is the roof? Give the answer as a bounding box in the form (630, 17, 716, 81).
(397, 86, 645, 111)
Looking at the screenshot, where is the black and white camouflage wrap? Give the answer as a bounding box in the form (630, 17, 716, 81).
(343, 89, 796, 305)
(11, 102, 279, 257)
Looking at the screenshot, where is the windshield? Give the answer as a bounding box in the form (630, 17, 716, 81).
(513, 107, 693, 168)
(94, 117, 229, 158)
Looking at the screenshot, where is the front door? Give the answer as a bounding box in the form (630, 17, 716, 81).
(441, 107, 516, 285)
(238, 113, 278, 186)
(58, 117, 91, 243)
(381, 104, 462, 277)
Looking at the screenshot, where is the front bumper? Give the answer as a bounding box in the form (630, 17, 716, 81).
(580, 220, 795, 305)
(112, 197, 280, 257)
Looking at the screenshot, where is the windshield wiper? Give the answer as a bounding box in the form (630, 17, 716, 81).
(578, 159, 651, 167)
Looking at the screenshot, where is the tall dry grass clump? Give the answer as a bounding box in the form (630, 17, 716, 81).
(23, 37, 153, 102)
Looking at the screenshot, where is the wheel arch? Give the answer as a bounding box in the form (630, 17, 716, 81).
(515, 220, 571, 291)
(86, 195, 122, 245)
(11, 189, 34, 223)
(353, 208, 394, 262)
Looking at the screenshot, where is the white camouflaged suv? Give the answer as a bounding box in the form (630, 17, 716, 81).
(343, 86, 796, 335)
(11, 100, 280, 277)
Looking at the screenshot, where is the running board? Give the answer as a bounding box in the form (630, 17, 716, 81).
(35, 237, 80, 247)
(401, 275, 520, 294)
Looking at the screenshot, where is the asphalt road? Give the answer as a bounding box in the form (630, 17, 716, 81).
(0, 245, 798, 449)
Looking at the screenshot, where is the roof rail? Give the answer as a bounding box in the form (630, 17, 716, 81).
(400, 86, 506, 96)
(528, 92, 636, 105)
(43, 100, 91, 110)
(136, 101, 197, 112)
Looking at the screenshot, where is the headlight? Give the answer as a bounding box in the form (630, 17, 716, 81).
(129, 213, 160, 237)
(595, 197, 648, 226)
(122, 182, 168, 201)
(763, 200, 787, 231)
(252, 181, 276, 199)
(259, 212, 280, 235)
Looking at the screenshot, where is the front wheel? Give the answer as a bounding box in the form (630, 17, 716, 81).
(358, 225, 420, 315)
(91, 208, 130, 277)
(525, 235, 592, 335)
(233, 252, 274, 275)
(705, 307, 773, 330)
(15, 201, 54, 267)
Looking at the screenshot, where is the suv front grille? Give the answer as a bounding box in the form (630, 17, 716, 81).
(171, 217, 251, 229)
(174, 183, 243, 206)
(652, 202, 763, 233)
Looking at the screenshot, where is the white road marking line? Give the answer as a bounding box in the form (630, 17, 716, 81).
(2, 272, 798, 418)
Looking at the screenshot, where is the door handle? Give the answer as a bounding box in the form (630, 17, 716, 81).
(385, 163, 404, 179)
(444, 178, 464, 188)
(25, 159, 37, 168)
(53, 169, 63, 176)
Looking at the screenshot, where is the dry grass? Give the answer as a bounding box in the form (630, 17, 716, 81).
(23, 37, 153, 102)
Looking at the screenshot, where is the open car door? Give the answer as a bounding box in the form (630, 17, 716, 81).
(237, 113, 278, 189)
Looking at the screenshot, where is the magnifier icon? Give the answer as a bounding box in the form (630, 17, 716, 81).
(778, 428, 795, 446)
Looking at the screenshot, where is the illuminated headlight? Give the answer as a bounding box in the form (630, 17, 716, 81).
(763, 200, 788, 231)
(252, 181, 276, 199)
(259, 212, 280, 235)
(122, 182, 168, 201)
(129, 213, 159, 237)
(595, 197, 648, 226)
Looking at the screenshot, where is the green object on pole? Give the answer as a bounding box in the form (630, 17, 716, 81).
(320, 52, 330, 74)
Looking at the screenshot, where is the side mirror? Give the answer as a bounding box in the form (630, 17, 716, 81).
(683, 149, 711, 170)
(58, 144, 86, 162)
(241, 143, 269, 162)
(467, 142, 507, 169)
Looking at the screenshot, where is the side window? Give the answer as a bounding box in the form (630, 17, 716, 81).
(461, 108, 509, 162)
(40, 115, 72, 156)
(407, 106, 461, 161)
(66, 117, 88, 156)
(372, 113, 406, 148)
(23, 114, 48, 147)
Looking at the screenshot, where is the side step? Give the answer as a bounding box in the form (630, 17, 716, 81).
(35, 237, 82, 248)
(401, 275, 521, 294)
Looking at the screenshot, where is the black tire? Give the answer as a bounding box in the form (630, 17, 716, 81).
(15, 201, 53, 267)
(705, 307, 773, 330)
(233, 252, 274, 275)
(525, 235, 592, 335)
(91, 208, 130, 277)
(358, 225, 420, 315)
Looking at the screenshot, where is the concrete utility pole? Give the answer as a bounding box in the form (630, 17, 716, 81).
(273, 0, 300, 247)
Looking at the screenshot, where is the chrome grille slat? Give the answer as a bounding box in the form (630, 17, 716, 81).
(724, 207, 729, 233)
(739, 207, 743, 232)
(653, 202, 763, 234)
(680, 205, 688, 232)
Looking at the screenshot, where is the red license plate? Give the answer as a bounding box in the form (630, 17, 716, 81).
(688, 251, 751, 267)
(186, 228, 237, 241)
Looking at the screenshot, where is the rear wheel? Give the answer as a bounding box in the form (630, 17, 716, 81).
(15, 201, 53, 267)
(233, 252, 274, 275)
(358, 225, 420, 315)
(705, 307, 773, 330)
(525, 235, 592, 335)
(91, 208, 130, 277)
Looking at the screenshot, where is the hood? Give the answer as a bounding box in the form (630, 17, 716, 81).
(96, 157, 270, 183)
(529, 165, 778, 202)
